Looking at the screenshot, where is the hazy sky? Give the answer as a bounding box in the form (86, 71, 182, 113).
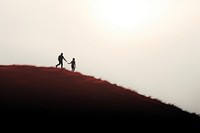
(1, 0, 200, 114)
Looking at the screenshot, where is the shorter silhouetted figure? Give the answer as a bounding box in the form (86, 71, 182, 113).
(68, 58, 76, 72)
(56, 53, 67, 68)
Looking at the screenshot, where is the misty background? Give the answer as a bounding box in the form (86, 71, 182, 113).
(0, 0, 200, 115)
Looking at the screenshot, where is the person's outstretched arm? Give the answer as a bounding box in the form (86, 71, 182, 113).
(63, 57, 67, 62)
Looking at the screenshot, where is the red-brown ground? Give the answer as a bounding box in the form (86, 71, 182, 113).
(0, 65, 199, 129)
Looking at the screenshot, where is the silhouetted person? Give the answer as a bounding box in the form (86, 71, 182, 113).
(68, 58, 76, 72)
(56, 53, 67, 68)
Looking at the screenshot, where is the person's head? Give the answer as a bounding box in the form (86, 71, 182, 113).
(61, 53, 63, 55)
(73, 58, 75, 61)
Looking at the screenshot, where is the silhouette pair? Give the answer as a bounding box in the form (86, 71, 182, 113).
(56, 53, 76, 72)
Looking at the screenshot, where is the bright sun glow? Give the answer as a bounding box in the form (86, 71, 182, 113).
(89, 0, 169, 32)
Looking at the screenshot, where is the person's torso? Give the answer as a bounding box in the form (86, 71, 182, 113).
(71, 60, 75, 65)
(58, 55, 63, 61)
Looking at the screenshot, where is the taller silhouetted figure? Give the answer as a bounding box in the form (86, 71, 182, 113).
(68, 58, 76, 72)
(56, 53, 67, 68)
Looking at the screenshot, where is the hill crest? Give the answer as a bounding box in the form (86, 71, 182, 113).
(0, 65, 199, 128)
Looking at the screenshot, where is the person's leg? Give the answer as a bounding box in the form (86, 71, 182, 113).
(61, 62, 63, 68)
(72, 66, 75, 71)
(56, 61, 62, 68)
(56, 63, 60, 68)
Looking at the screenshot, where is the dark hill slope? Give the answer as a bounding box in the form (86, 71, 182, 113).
(0, 65, 199, 128)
